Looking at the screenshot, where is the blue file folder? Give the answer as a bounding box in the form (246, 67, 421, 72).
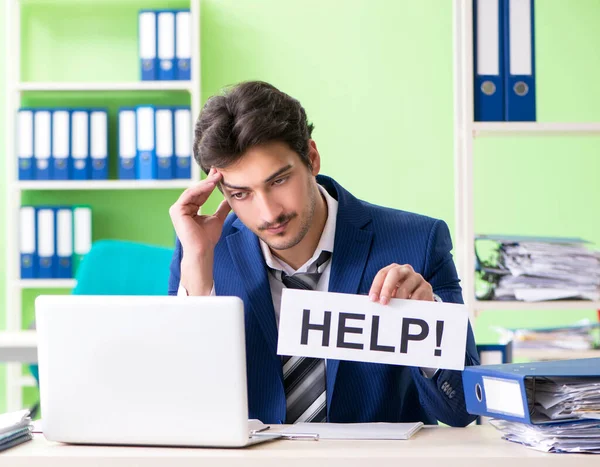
(20, 206, 37, 279)
(175, 10, 191, 80)
(55, 207, 73, 279)
(71, 110, 90, 180)
(36, 207, 56, 279)
(90, 109, 109, 180)
(463, 358, 600, 424)
(155, 107, 174, 179)
(136, 105, 157, 179)
(139, 10, 158, 81)
(51, 109, 71, 180)
(118, 108, 137, 179)
(473, 0, 505, 121)
(34, 109, 53, 180)
(17, 109, 35, 180)
(158, 10, 176, 80)
(476, 342, 513, 365)
(504, 0, 536, 121)
(173, 106, 191, 179)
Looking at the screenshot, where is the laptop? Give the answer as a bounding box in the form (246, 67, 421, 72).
(35, 295, 282, 447)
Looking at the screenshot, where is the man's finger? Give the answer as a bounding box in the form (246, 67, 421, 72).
(379, 266, 413, 304)
(176, 175, 220, 207)
(369, 264, 396, 302)
(410, 283, 434, 301)
(393, 272, 422, 300)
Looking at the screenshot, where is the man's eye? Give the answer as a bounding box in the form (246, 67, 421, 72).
(232, 192, 248, 200)
(272, 177, 288, 186)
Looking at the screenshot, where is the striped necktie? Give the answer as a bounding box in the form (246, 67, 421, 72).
(272, 250, 331, 423)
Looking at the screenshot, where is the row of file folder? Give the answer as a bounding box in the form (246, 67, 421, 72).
(119, 105, 192, 180)
(474, 0, 536, 121)
(463, 358, 600, 453)
(18, 108, 108, 181)
(20, 205, 92, 279)
(139, 9, 191, 81)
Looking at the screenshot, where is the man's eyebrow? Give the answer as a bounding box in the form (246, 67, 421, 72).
(221, 164, 293, 191)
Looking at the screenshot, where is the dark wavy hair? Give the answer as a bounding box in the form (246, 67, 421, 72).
(193, 81, 315, 173)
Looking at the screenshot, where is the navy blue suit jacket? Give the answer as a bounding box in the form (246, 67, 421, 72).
(168, 175, 479, 426)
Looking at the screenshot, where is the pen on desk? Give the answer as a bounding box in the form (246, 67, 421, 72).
(251, 431, 319, 441)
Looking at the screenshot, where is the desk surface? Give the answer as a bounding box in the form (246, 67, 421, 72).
(2, 426, 596, 467)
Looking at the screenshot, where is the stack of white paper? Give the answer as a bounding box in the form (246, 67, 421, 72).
(493, 320, 600, 351)
(490, 419, 600, 454)
(0, 410, 33, 452)
(476, 236, 600, 302)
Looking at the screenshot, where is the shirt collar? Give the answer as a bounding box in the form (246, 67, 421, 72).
(260, 184, 338, 275)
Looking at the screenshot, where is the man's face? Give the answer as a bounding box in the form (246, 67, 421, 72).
(218, 141, 320, 251)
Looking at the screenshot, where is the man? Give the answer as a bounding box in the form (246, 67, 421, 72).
(168, 81, 479, 427)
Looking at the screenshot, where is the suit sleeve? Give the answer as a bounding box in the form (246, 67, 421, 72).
(168, 237, 183, 296)
(409, 219, 480, 427)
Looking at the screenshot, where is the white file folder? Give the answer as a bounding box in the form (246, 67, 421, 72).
(37, 208, 55, 279)
(158, 10, 176, 80)
(56, 208, 73, 279)
(174, 107, 191, 179)
(73, 206, 92, 274)
(175, 10, 191, 80)
(155, 107, 174, 179)
(90, 110, 108, 180)
(71, 110, 90, 180)
(17, 109, 34, 180)
(51, 110, 70, 180)
(139, 11, 158, 80)
(118, 108, 137, 179)
(19, 206, 36, 279)
(34, 110, 52, 180)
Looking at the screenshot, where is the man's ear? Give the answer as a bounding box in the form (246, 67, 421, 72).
(308, 139, 321, 176)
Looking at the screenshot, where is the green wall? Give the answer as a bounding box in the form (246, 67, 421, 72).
(1, 0, 600, 413)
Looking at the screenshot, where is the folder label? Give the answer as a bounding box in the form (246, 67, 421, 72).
(509, 0, 532, 76)
(476, 0, 499, 76)
(482, 376, 525, 417)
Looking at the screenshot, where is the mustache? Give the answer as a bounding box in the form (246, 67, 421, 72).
(258, 213, 297, 231)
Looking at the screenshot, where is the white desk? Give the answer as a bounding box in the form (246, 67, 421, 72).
(2, 426, 596, 467)
(0, 331, 38, 363)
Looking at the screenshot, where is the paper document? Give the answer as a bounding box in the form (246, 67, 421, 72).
(280, 422, 424, 440)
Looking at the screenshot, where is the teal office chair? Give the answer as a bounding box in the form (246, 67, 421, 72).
(29, 239, 174, 415)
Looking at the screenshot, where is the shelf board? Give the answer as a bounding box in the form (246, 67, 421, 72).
(514, 347, 600, 362)
(472, 122, 600, 137)
(16, 180, 193, 191)
(16, 279, 76, 289)
(474, 300, 600, 311)
(17, 81, 193, 92)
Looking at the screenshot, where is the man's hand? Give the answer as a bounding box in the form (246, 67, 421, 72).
(369, 263, 434, 305)
(169, 167, 231, 295)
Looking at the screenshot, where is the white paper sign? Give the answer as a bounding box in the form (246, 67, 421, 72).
(277, 289, 469, 371)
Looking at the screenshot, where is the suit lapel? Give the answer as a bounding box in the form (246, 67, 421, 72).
(317, 176, 374, 413)
(226, 221, 279, 359)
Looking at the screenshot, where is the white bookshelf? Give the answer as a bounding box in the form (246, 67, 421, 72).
(472, 122, 600, 138)
(475, 300, 600, 312)
(3, 0, 202, 411)
(15, 279, 77, 289)
(16, 180, 194, 191)
(17, 81, 194, 92)
(453, 2, 600, 318)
